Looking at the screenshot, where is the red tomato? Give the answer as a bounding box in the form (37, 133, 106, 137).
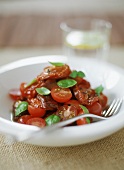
(87, 102, 102, 116)
(73, 85, 98, 105)
(56, 105, 78, 120)
(28, 105, 46, 117)
(74, 77, 91, 88)
(26, 117, 46, 128)
(51, 86, 72, 103)
(37, 64, 71, 80)
(65, 100, 82, 112)
(76, 111, 91, 125)
(98, 94, 108, 109)
(18, 115, 33, 124)
(9, 88, 21, 100)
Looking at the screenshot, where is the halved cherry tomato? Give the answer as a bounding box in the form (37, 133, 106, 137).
(18, 115, 33, 124)
(76, 111, 90, 125)
(56, 105, 78, 120)
(51, 86, 72, 103)
(37, 64, 71, 81)
(98, 94, 108, 109)
(74, 77, 91, 88)
(9, 88, 21, 100)
(26, 117, 46, 128)
(65, 100, 82, 112)
(28, 105, 46, 117)
(87, 102, 102, 116)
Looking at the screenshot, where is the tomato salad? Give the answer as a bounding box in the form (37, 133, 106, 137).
(9, 62, 108, 128)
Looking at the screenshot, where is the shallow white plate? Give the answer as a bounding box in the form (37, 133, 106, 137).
(0, 55, 124, 147)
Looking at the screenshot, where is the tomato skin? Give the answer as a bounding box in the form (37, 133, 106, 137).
(56, 105, 78, 121)
(87, 102, 102, 116)
(65, 100, 82, 112)
(37, 64, 71, 80)
(98, 94, 108, 109)
(51, 87, 72, 103)
(18, 115, 33, 124)
(26, 117, 46, 128)
(9, 89, 21, 100)
(74, 77, 91, 88)
(28, 105, 46, 117)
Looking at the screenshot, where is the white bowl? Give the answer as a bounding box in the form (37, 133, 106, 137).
(0, 55, 124, 146)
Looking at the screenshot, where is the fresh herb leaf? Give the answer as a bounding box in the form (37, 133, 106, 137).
(77, 71, 85, 78)
(95, 85, 104, 96)
(49, 61, 64, 66)
(25, 78, 37, 88)
(57, 79, 77, 88)
(69, 70, 85, 78)
(15, 101, 28, 116)
(36, 87, 51, 95)
(45, 114, 61, 126)
(69, 70, 78, 78)
(86, 117, 91, 124)
(79, 105, 89, 114)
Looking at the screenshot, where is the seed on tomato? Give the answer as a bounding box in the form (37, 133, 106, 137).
(51, 86, 72, 103)
(26, 117, 46, 128)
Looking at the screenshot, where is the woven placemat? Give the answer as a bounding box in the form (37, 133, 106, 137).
(0, 128, 124, 170)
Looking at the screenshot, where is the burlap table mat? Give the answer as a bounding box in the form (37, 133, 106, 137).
(0, 128, 124, 170)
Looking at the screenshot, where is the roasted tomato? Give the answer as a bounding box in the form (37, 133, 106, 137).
(98, 93, 108, 109)
(74, 77, 91, 88)
(65, 100, 82, 112)
(36, 94, 59, 111)
(56, 105, 78, 121)
(28, 98, 46, 117)
(87, 102, 102, 116)
(9, 88, 22, 100)
(73, 85, 98, 105)
(20, 81, 45, 99)
(51, 86, 72, 103)
(18, 115, 33, 124)
(76, 110, 91, 125)
(26, 117, 46, 128)
(37, 64, 71, 80)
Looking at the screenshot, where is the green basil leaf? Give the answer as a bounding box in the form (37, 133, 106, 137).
(77, 71, 85, 78)
(45, 114, 61, 126)
(36, 87, 51, 95)
(69, 70, 78, 78)
(79, 105, 89, 114)
(86, 117, 91, 124)
(15, 101, 28, 116)
(57, 79, 77, 88)
(25, 78, 37, 88)
(95, 85, 104, 96)
(49, 61, 64, 66)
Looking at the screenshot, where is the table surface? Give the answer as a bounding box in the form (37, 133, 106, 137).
(0, 12, 124, 170)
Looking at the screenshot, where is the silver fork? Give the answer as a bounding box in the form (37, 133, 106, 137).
(18, 97, 123, 142)
(43, 97, 123, 132)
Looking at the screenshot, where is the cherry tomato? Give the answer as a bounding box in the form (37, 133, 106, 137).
(37, 64, 71, 80)
(74, 77, 91, 88)
(87, 102, 102, 116)
(56, 105, 78, 120)
(28, 104, 46, 117)
(20, 81, 44, 99)
(18, 115, 33, 124)
(9, 88, 21, 100)
(65, 100, 82, 112)
(76, 111, 90, 125)
(98, 94, 108, 109)
(51, 86, 72, 103)
(73, 85, 98, 105)
(26, 117, 46, 128)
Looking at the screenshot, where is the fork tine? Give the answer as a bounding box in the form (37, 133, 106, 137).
(103, 98, 123, 117)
